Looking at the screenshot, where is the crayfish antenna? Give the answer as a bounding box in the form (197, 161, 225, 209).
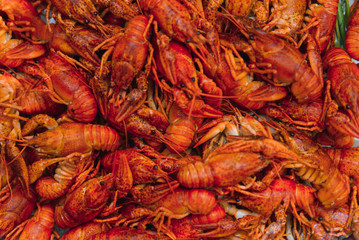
(187, 41, 210, 64)
(217, 10, 249, 39)
(228, 186, 268, 199)
(164, 178, 178, 195)
(173, 89, 223, 119)
(160, 134, 188, 158)
(89, 20, 111, 38)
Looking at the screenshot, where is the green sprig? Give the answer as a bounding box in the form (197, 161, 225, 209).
(335, 0, 351, 49)
(344, 0, 351, 22)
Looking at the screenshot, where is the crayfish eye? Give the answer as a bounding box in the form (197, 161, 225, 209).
(180, 84, 185, 88)
(346, 105, 351, 109)
(84, 19, 89, 24)
(196, 31, 201, 35)
(241, 112, 246, 117)
(153, 165, 158, 170)
(100, 181, 105, 185)
(33, 144, 38, 148)
(318, 217, 323, 221)
(151, 130, 156, 134)
(259, 156, 264, 161)
(249, 35, 254, 40)
(186, 39, 191, 43)
(276, 102, 281, 106)
(191, 77, 196, 82)
(289, 132, 295, 137)
(94, 11, 98, 16)
(0, 70, 4, 74)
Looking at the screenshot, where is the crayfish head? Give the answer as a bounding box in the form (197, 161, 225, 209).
(271, 121, 312, 153)
(84, 174, 114, 208)
(24, 129, 63, 156)
(339, 85, 359, 122)
(133, 161, 169, 184)
(247, 28, 283, 55)
(131, 180, 180, 205)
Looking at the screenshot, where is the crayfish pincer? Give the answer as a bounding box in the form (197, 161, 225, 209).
(55, 174, 114, 229)
(0, 182, 37, 238)
(5, 204, 55, 240)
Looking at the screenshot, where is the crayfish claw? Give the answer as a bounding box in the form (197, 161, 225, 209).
(194, 121, 239, 148)
(5, 41, 46, 60)
(174, 89, 223, 118)
(247, 84, 288, 102)
(327, 111, 359, 139)
(189, 104, 223, 119)
(21, 114, 58, 136)
(114, 89, 147, 123)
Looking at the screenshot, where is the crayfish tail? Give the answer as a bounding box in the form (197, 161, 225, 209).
(177, 161, 214, 188)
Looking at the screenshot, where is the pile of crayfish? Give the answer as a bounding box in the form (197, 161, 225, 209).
(1, 0, 359, 239)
